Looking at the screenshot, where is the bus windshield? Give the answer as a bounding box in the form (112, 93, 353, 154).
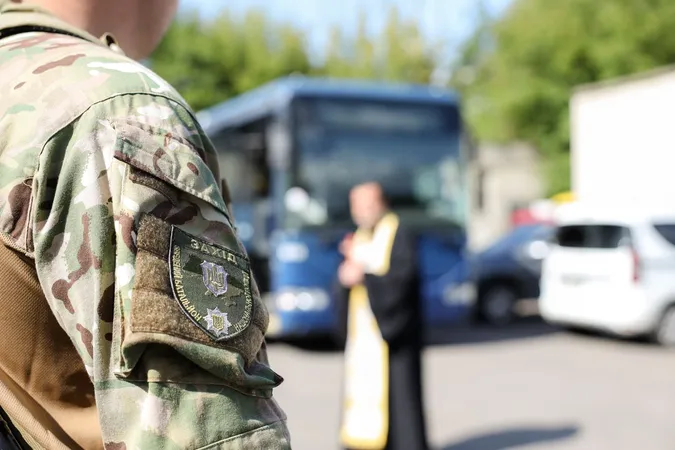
(285, 97, 466, 229)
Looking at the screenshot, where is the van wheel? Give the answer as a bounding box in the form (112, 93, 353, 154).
(654, 306, 675, 347)
(479, 285, 517, 326)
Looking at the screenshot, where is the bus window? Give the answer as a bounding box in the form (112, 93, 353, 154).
(209, 122, 270, 202)
(289, 97, 465, 229)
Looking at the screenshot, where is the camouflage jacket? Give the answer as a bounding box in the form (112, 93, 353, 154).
(0, 4, 290, 449)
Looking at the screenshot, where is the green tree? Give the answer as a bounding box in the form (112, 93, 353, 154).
(322, 13, 377, 79)
(150, 9, 312, 111)
(455, 0, 675, 194)
(150, 6, 441, 112)
(321, 6, 438, 84)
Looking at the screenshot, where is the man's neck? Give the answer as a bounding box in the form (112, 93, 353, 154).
(373, 210, 390, 227)
(32, 0, 97, 35)
(360, 210, 391, 234)
(21, 0, 126, 39)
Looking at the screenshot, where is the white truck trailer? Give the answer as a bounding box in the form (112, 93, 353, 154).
(570, 66, 675, 205)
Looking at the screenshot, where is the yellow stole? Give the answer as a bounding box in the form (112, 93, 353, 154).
(340, 212, 400, 450)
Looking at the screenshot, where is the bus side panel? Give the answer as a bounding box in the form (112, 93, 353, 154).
(417, 234, 475, 327)
(266, 230, 474, 340)
(267, 231, 344, 339)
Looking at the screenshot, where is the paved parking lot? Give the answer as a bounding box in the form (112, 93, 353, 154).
(268, 320, 675, 450)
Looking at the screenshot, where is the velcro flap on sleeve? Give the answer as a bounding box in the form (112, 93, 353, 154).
(117, 214, 279, 397)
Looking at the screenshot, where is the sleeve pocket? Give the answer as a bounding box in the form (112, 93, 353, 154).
(111, 119, 230, 221)
(110, 123, 279, 398)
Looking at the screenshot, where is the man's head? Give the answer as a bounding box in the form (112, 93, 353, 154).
(20, 0, 179, 60)
(349, 182, 389, 229)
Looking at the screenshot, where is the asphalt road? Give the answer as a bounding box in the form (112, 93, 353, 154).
(268, 320, 675, 450)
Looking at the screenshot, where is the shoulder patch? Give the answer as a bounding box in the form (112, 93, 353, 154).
(169, 226, 253, 341)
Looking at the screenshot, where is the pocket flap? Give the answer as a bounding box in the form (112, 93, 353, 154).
(111, 120, 230, 220)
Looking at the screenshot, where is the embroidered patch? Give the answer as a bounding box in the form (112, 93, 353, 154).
(169, 226, 253, 341)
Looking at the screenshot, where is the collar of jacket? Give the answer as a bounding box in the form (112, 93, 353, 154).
(0, 1, 125, 55)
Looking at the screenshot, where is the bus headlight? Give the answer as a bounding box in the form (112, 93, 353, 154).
(276, 242, 309, 263)
(272, 288, 330, 312)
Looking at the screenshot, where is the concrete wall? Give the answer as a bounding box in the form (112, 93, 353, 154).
(467, 143, 544, 250)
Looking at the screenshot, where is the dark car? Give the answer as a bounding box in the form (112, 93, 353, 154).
(471, 223, 554, 326)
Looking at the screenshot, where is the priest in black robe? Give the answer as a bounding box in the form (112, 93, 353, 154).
(334, 182, 428, 450)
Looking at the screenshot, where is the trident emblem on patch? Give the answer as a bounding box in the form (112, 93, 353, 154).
(200, 261, 229, 296)
(205, 307, 232, 337)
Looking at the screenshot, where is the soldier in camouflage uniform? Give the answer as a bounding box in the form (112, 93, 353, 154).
(0, 0, 290, 449)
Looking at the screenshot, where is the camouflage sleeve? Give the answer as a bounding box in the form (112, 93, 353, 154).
(31, 93, 291, 449)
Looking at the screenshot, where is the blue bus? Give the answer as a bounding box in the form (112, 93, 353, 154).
(197, 76, 476, 342)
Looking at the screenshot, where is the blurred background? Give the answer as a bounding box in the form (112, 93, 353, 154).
(151, 1, 675, 448)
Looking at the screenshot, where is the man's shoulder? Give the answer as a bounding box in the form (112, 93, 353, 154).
(0, 31, 189, 122)
(0, 31, 219, 255)
(393, 220, 418, 246)
(0, 29, 208, 186)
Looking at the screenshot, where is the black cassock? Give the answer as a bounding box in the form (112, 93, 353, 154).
(335, 225, 429, 450)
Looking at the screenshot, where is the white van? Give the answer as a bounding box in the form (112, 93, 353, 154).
(539, 203, 675, 346)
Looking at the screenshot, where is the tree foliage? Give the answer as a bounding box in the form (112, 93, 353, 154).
(149, 6, 439, 112)
(151, 1, 675, 194)
(454, 0, 675, 194)
(150, 9, 312, 112)
(321, 8, 438, 83)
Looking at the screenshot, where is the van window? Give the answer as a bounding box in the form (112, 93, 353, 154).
(653, 224, 675, 246)
(555, 225, 631, 249)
